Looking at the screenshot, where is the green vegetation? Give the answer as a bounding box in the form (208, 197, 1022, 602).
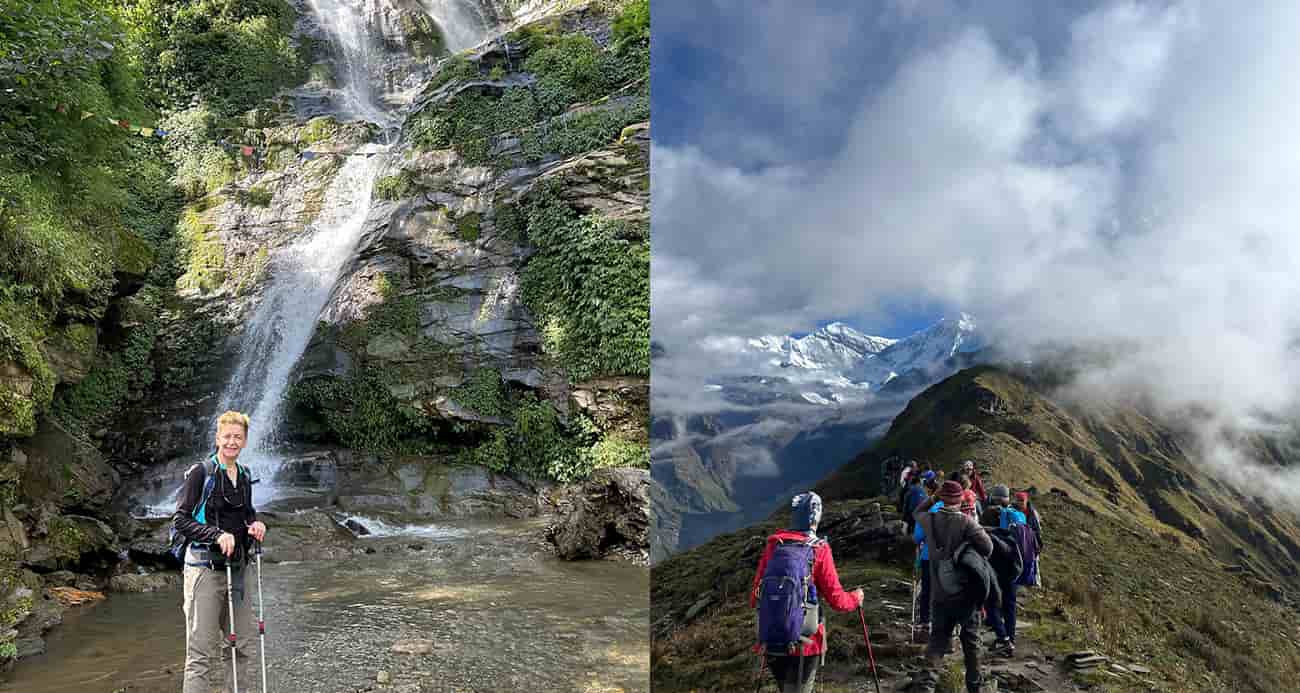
(611, 0, 650, 52)
(52, 293, 160, 436)
(408, 6, 649, 168)
(237, 185, 272, 207)
(290, 369, 437, 454)
(517, 185, 649, 381)
(374, 170, 421, 201)
(450, 368, 507, 417)
(120, 0, 308, 117)
(455, 211, 481, 241)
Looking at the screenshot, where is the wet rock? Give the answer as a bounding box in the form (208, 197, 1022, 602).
(41, 570, 78, 587)
(547, 468, 649, 563)
(345, 518, 371, 536)
(110, 572, 180, 593)
(17, 419, 121, 514)
(23, 514, 120, 572)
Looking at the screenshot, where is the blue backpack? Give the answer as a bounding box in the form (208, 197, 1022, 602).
(166, 457, 234, 560)
(756, 538, 822, 654)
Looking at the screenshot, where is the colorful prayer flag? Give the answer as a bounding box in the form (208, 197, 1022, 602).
(241, 146, 254, 156)
(140, 128, 154, 137)
(118, 119, 130, 129)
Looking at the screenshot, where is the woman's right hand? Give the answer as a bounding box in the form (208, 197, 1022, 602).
(217, 532, 236, 557)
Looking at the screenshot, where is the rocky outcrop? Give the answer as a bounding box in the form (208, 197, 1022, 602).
(547, 467, 648, 564)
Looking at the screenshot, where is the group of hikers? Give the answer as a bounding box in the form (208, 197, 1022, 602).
(750, 459, 1043, 693)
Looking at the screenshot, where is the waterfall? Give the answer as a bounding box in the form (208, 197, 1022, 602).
(214, 152, 384, 491)
(415, 0, 492, 53)
(201, 0, 498, 501)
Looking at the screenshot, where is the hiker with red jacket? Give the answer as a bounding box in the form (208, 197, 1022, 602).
(750, 491, 865, 693)
(913, 481, 994, 693)
(962, 459, 987, 504)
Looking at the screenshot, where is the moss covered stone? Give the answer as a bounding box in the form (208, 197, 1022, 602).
(175, 207, 226, 293)
(455, 212, 482, 242)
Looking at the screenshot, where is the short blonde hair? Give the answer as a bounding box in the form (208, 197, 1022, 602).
(216, 410, 251, 432)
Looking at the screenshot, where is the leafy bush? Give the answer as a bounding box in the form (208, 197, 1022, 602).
(123, 0, 307, 116)
(374, 171, 420, 201)
(518, 187, 649, 380)
(290, 370, 436, 454)
(583, 435, 649, 470)
(611, 0, 650, 52)
(450, 368, 506, 417)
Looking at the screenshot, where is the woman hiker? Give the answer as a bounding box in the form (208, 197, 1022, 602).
(750, 492, 865, 693)
(172, 410, 268, 693)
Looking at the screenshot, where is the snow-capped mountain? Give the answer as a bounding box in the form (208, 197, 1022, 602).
(720, 313, 983, 406)
(748, 322, 897, 371)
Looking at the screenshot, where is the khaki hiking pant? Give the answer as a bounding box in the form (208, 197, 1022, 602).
(182, 546, 257, 693)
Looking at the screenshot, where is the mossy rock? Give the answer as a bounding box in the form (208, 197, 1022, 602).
(39, 323, 97, 385)
(455, 212, 482, 242)
(0, 314, 56, 438)
(301, 116, 340, 144)
(113, 228, 155, 278)
(174, 207, 226, 293)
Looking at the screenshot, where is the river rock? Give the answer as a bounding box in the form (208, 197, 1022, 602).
(547, 467, 649, 563)
(110, 572, 180, 593)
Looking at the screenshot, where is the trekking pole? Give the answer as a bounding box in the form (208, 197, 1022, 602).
(910, 545, 920, 642)
(857, 607, 882, 693)
(255, 540, 267, 692)
(226, 559, 239, 693)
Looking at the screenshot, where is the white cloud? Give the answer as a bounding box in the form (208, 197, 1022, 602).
(654, 0, 1300, 490)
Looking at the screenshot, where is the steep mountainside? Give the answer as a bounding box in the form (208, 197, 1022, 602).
(652, 365, 1300, 692)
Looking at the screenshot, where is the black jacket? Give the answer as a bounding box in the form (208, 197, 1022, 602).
(172, 454, 256, 560)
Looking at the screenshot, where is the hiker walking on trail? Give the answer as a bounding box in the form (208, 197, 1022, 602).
(902, 472, 928, 535)
(979, 485, 1010, 528)
(949, 470, 981, 520)
(910, 489, 947, 637)
(962, 460, 987, 503)
(1014, 492, 1043, 586)
(172, 411, 267, 693)
(913, 482, 995, 693)
(751, 492, 865, 693)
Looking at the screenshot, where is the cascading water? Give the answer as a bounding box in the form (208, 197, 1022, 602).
(304, 0, 395, 128)
(214, 152, 383, 495)
(205, 0, 495, 499)
(415, 0, 492, 53)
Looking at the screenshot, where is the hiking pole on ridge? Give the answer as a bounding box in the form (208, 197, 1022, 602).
(857, 606, 882, 693)
(254, 539, 268, 692)
(910, 545, 920, 644)
(226, 559, 240, 693)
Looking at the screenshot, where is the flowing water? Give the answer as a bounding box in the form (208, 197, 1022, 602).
(4, 520, 649, 692)
(215, 153, 383, 500)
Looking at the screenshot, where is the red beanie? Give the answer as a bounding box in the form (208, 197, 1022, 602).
(1014, 492, 1029, 504)
(938, 481, 964, 505)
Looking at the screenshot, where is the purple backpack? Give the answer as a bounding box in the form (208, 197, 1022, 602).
(756, 538, 822, 654)
(1006, 522, 1038, 586)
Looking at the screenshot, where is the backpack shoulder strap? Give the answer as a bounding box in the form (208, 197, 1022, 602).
(194, 457, 219, 524)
